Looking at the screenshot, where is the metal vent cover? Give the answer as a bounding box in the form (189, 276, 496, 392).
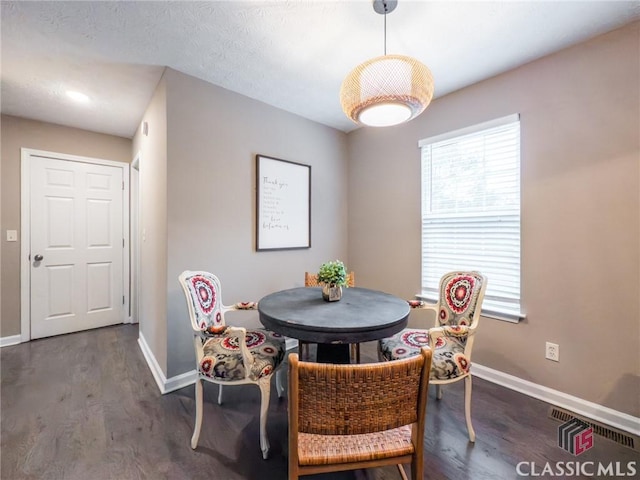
(548, 406, 639, 452)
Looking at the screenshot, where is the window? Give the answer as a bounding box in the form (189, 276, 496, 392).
(419, 114, 523, 322)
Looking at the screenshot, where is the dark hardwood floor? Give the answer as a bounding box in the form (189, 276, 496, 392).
(2, 324, 637, 479)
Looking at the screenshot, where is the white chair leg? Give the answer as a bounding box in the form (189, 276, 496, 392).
(397, 464, 409, 480)
(218, 384, 223, 405)
(436, 384, 443, 400)
(464, 375, 476, 442)
(276, 369, 285, 398)
(257, 377, 272, 459)
(191, 379, 203, 449)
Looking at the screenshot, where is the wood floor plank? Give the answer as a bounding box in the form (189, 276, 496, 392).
(2, 325, 637, 479)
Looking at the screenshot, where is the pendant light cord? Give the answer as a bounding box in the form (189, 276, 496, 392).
(384, 8, 387, 55)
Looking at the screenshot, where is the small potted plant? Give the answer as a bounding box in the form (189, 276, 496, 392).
(317, 260, 348, 302)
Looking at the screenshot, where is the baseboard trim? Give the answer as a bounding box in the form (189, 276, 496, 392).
(285, 337, 298, 351)
(137, 333, 166, 394)
(165, 369, 197, 394)
(0, 335, 22, 348)
(137, 333, 197, 395)
(472, 363, 640, 436)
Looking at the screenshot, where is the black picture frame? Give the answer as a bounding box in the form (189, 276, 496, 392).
(256, 154, 311, 251)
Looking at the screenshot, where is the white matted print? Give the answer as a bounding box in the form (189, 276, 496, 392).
(256, 155, 311, 251)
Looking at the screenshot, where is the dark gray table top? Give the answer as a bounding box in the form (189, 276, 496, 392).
(258, 287, 409, 344)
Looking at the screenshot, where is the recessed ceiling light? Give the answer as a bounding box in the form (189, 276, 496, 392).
(66, 90, 90, 103)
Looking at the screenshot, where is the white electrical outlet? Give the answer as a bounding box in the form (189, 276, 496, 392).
(545, 342, 560, 362)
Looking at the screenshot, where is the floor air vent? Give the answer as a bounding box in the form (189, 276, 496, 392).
(548, 407, 639, 452)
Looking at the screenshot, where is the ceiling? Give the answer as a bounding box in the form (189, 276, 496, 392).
(2, 1, 639, 139)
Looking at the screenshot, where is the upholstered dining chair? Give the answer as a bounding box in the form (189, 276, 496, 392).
(302, 271, 358, 362)
(288, 347, 433, 480)
(378, 271, 487, 442)
(178, 270, 286, 459)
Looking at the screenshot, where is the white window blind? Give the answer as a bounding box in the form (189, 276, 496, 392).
(419, 114, 523, 321)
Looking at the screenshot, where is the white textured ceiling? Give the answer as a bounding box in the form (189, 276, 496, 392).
(2, 1, 639, 138)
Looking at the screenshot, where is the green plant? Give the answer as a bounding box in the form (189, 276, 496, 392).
(317, 260, 347, 287)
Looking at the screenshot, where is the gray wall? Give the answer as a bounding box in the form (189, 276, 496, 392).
(347, 22, 639, 416)
(131, 76, 169, 374)
(144, 69, 349, 377)
(0, 115, 132, 337)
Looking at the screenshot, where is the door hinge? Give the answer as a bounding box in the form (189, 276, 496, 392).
(122, 181, 125, 190)
(123, 296, 125, 305)
(123, 238, 125, 248)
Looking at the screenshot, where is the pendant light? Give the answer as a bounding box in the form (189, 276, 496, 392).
(340, 0, 434, 127)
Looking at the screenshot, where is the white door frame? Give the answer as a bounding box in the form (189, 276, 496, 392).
(130, 152, 141, 324)
(20, 148, 130, 342)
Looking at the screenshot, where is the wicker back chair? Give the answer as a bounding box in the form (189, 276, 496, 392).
(304, 271, 355, 287)
(302, 271, 359, 362)
(288, 348, 432, 480)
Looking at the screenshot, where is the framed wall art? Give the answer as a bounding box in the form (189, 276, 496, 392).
(256, 154, 311, 251)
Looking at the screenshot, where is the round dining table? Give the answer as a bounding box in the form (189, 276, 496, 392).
(258, 286, 409, 363)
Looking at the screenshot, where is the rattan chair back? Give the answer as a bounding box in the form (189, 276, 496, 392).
(288, 348, 432, 479)
(304, 271, 355, 287)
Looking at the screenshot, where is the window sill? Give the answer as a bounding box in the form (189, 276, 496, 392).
(415, 294, 525, 323)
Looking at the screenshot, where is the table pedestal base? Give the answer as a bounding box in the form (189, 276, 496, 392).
(316, 344, 351, 364)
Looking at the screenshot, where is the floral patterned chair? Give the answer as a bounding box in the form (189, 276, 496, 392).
(178, 270, 286, 459)
(378, 271, 487, 442)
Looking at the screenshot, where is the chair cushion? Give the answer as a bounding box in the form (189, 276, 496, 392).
(200, 328, 285, 381)
(297, 425, 414, 466)
(379, 328, 470, 380)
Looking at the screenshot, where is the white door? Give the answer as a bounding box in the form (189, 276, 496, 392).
(30, 156, 125, 339)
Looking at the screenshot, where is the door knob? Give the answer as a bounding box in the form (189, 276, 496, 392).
(34, 254, 44, 262)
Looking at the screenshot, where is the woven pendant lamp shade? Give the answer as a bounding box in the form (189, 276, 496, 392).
(340, 54, 434, 127)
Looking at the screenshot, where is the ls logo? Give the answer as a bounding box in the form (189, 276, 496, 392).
(558, 418, 594, 456)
